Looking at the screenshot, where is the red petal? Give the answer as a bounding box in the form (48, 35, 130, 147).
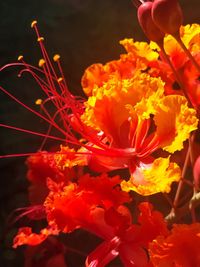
(85, 237, 120, 267)
(119, 244, 148, 267)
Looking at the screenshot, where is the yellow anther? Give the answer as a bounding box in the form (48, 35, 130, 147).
(18, 55, 23, 61)
(37, 37, 44, 42)
(53, 54, 60, 62)
(31, 20, 37, 28)
(57, 77, 63, 83)
(35, 99, 42, 105)
(38, 59, 45, 67)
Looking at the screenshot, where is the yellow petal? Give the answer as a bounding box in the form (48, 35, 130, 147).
(154, 95, 198, 153)
(121, 157, 181, 196)
(55, 145, 87, 170)
(120, 38, 159, 61)
(82, 73, 165, 134)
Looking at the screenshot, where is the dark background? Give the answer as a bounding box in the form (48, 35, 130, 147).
(0, 0, 199, 266)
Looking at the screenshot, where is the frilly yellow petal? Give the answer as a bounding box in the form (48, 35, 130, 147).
(120, 38, 159, 61)
(82, 73, 165, 132)
(121, 157, 181, 196)
(150, 24, 200, 55)
(154, 95, 198, 153)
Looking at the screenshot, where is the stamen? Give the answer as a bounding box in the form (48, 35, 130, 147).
(31, 20, 37, 28)
(0, 123, 66, 142)
(57, 77, 63, 83)
(38, 59, 45, 67)
(18, 55, 23, 61)
(35, 99, 43, 105)
(53, 54, 60, 62)
(37, 37, 44, 42)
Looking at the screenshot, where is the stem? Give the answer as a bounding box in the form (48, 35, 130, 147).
(174, 32, 200, 73)
(132, 0, 144, 8)
(159, 43, 193, 107)
(166, 192, 200, 224)
(167, 134, 196, 222)
(172, 144, 191, 210)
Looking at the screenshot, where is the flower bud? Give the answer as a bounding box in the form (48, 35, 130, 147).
(152, 0, 183, 35)
(193, 156, 200, 190)
(137, 1, 165, 43)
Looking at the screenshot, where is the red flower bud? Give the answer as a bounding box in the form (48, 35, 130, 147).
(193, 156, 200, 190)
(152, 0, 183, 35)
(137, 1, 165, 43)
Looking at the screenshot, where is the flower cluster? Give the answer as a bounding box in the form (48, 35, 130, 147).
(1, 0, 200, 266)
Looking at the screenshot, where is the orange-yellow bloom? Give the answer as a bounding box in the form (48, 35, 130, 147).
(81, 69, 197, 195)
(149, 223, 200, 267)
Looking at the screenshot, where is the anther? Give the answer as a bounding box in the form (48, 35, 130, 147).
(57, 77, 63, 83)
(35, 99, 43, 105)
(31, 20, 37, 28)
(37, 37, 44, 42)
(18, 55, 24, 61)
(53, 54, 61, 62)
(38, 59, 45, 67)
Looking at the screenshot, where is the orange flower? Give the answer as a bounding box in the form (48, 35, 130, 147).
(150, 24, 200, 70)
(81, 71, 197, 195)
(149, 223, 200, 267)
(26, 149, 78, 205)
(44, 173, 131, 233)
(82, 38, 158, 96)
(86, 202, 168, 267)
(13, 173, 131, 248)
(150, 24, 200, 106)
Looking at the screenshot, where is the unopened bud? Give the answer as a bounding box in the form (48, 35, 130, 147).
(152, 0, 183, 35)
(137, 1, 164, 43)
(194, 156, 200, 190)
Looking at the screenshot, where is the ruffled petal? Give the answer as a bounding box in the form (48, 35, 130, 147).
(82, 73, 165, 138)
(13, 227, 58, 248)
(121, 157, 181, 196)
(120, 38, 159, 62)
(154, 95, 198, 153)
(149, 223, 200, 267)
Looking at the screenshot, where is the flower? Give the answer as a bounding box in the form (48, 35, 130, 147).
(150, 24, 200, 107)
(86, 202, 168, 267)
(149, 223, 200, 267)
(13, 173, 131, 248)
(81, 70, 197, 195)
(3, 22, 198, 196)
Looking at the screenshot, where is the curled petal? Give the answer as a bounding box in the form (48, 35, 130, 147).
(82, 73, 165, 137)
(121, 157, 181, 196)
(154, 95, 198, 153)
(13, 227, 58, 248)
(81, 63, 108, 96)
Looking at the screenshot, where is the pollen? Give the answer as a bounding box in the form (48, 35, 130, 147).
(37, 37, 44, 42)
(38, 59, 45, 67)
(18, 55, 23, 61)
(53, 54, 60, 62)
(57, 77, 63, 83)
(35, 99, 43, 105)
(31, 20, 37, 28)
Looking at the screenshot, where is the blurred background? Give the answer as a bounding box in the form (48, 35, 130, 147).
(0, 0, 199, 266)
